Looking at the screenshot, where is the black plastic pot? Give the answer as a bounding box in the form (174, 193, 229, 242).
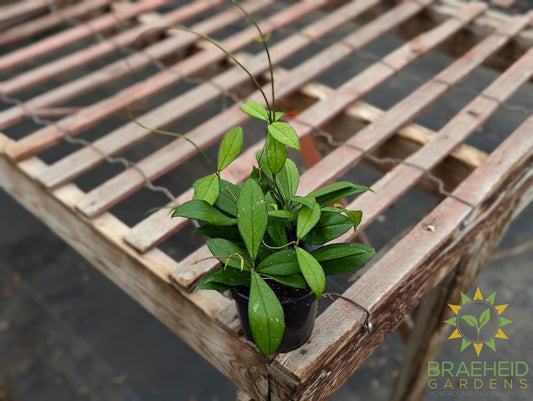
(231, 286, 318, 353)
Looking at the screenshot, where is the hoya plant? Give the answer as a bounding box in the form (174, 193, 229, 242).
(165, 1, 375, 355)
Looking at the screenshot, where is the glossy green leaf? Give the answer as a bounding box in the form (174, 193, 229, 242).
(257, 249, 300, 276)
(296, 247, 325, 298)
(322, 205, 363, 231)
(312, 243, 375, 275)
(249, 272, 285, 355)
(274, 111, 285, 121)
(266, 215, 287, 247)
(267, 122, 300, 151)
(195, 267, 250, 291)
(172, 199, 236, 226)
(195, 224, 242, 242)
(266, 133, 286, 174)
(206, 238, 251, 270)
(214, 180, 240, 216)
(217, 127, 243, 172)
(241, 100, 269, 121)
(297, 202, 321, 240)
(256, 150, 273, 181)
(307, 182, 372, 206)
(237, 179, 268, 261)
(276, 159, 299, 200)
(192, 174, 220, 205)
(302, 211, 353, 245)
(264, 274, 306, 289)
(194, 281, 231, 292)
(267, 210, 296, 219)
(291, 196, 316, 210)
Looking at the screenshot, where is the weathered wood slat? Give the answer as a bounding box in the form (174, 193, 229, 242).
(285, 81, 488, 185)
(0, 0, 49, 27)
(37, 0, 381, 189)
(0, 0, 112, 47)
(335, 48, 533, 242)
(0, 0, 266, 130)
(4, 0, 325, 161)
(271, 115, 533, 401)
(296, 12, 531, 197)
(0, 0, 175, 73)
(0, 0, 224, 96)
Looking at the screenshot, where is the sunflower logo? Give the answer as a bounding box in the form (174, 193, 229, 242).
(444, 287, 512, 357)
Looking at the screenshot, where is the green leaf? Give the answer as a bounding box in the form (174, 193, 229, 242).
(302, 212, 353, 245)
(256, 151, 273, 181)
(266, 133, 286, 174)
(323, 204, 363, 231)
(291, 196, 316, 210)
(206, 238, 251, 270)
(195, 224, 242, 242)
(195, 267, 251, 291)
(241, 100, 269, 121)
(194, 281, 231, 292)
(249, 272, 285, 355)
(257, 249, 300, 276)
(237, 179, 268, 261)
(217, 127, 244, 172)
(461, 315, 478, 328)
(214, 180, 240, 216)
(297, 202, 321, 240)
(266, 215, 288, 247)
(478, 308, 491, 329)
(274, 111, 285, 121)
(264, 274, 306, 289)
(312, 243, 375, 275)
(307, 182, 372, 206)
(267, 122, 300, 151)
(192, 174, 220, 205)
(296, 247, 325, 298)
(276, 159, 299, 200)
(172, 199, 236, 226)
(268, 210, 296, 219)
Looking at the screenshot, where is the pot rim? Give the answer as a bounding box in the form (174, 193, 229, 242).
(230, 285, 315, 305)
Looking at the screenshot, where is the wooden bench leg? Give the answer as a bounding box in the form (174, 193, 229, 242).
(390, 202, 518, 401)
(236, 388, 254, 401)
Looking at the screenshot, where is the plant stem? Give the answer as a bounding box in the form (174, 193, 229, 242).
(231, 0, 276, 122)
(171, 25, 272, 114)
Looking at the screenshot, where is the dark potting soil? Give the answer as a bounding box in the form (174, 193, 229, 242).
(235, 279, 310, 303)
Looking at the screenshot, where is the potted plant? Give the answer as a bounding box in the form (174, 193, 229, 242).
(168, 1, 375, 356)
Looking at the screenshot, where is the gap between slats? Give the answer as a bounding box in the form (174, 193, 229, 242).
(0, 0, 267, 129)
(0, 0, 176, 73)
(37, 0, 381, 189)
(0, 0, 225, 96)
(4, 0, 326, 161)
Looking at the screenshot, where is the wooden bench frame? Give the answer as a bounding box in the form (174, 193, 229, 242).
(1, 1, 531, 400)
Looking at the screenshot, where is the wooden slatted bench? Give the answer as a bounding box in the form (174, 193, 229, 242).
(1, 1, 531, 400)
